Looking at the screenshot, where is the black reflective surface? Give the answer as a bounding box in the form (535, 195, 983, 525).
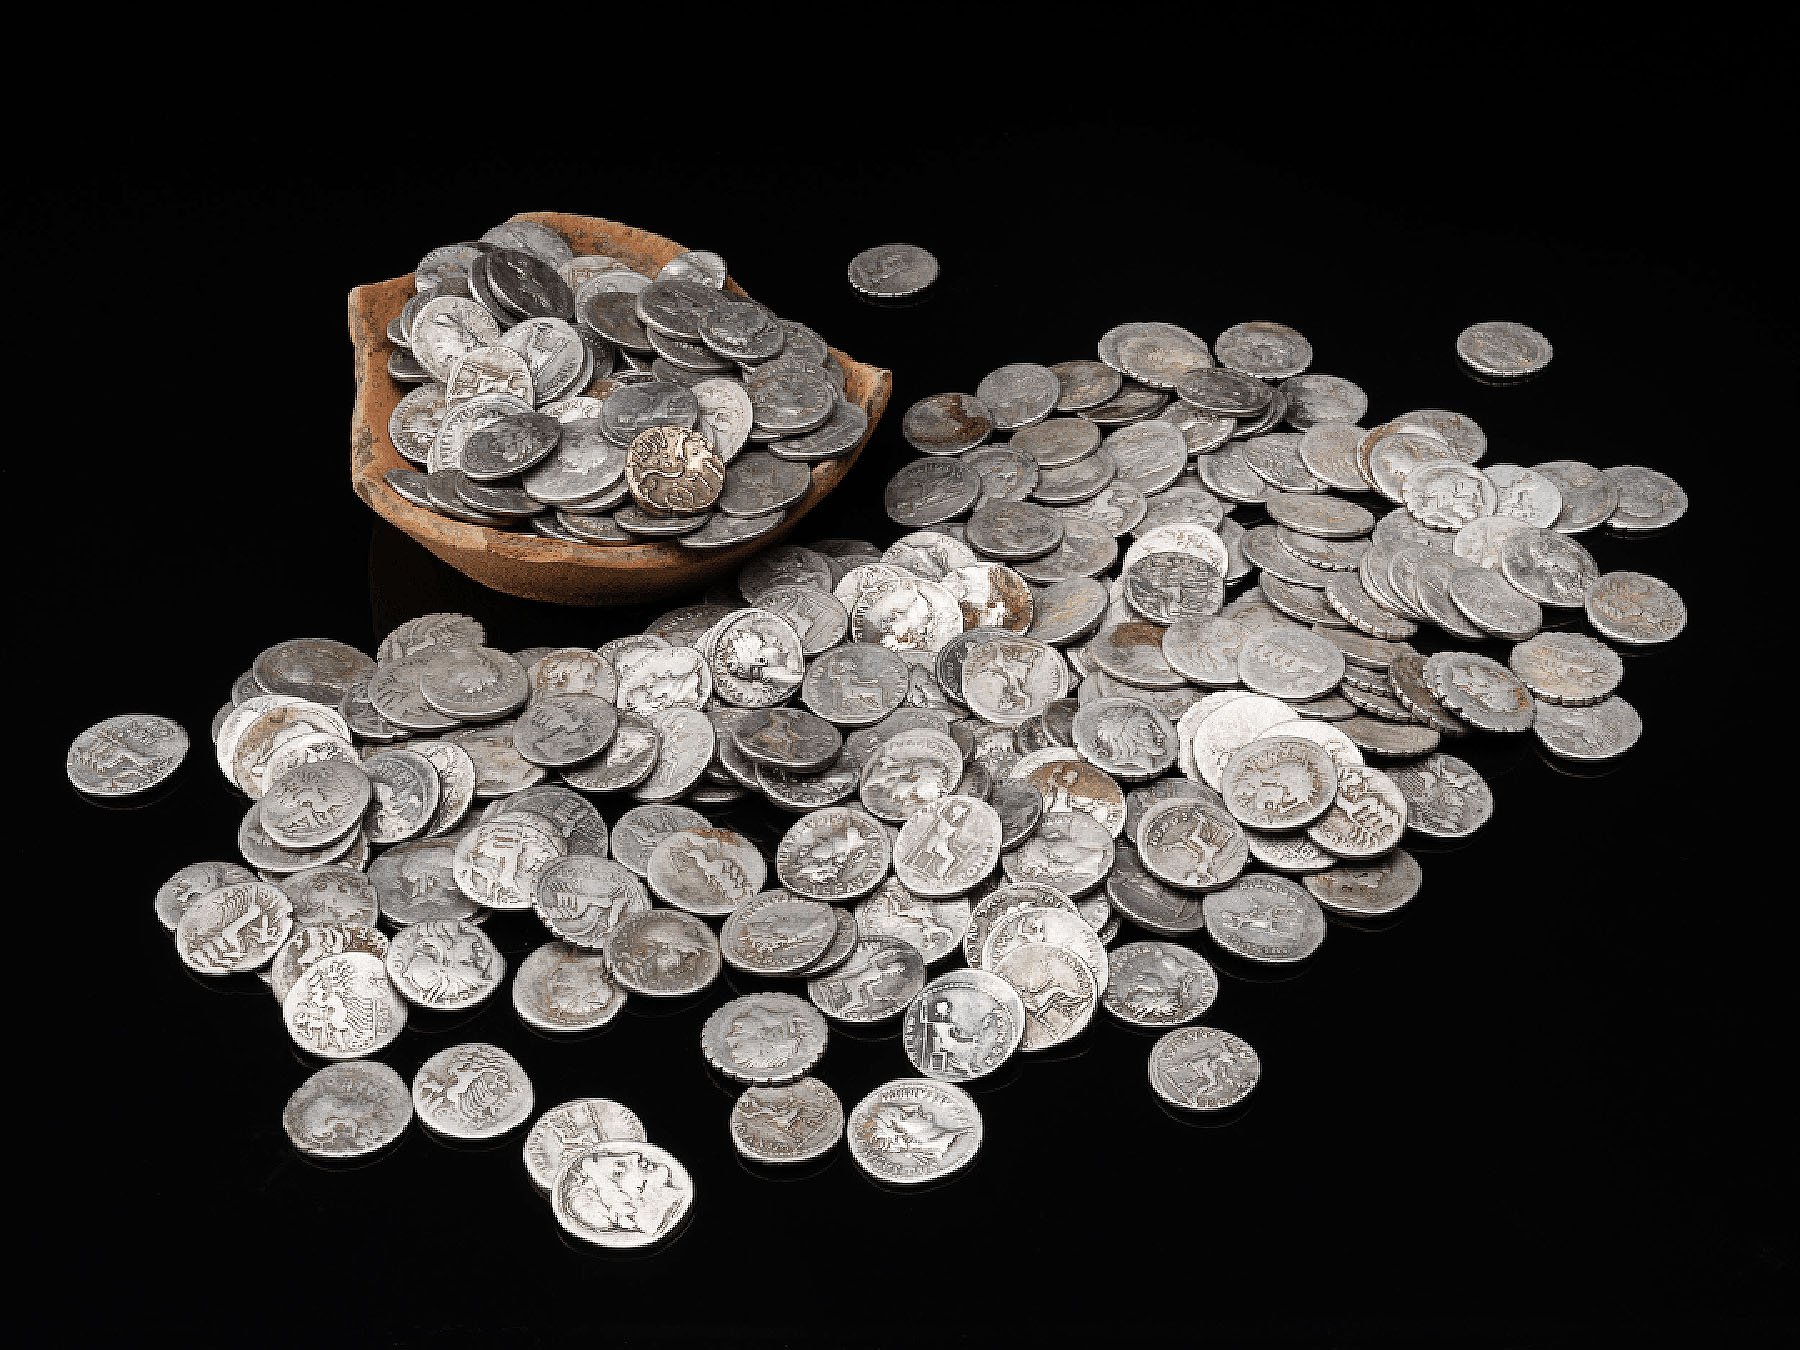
(21, 99, 1791, 1347)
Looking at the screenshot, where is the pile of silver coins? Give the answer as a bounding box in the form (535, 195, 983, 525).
(70, 312, 1687, 1251)
(383, 218, 866, 551)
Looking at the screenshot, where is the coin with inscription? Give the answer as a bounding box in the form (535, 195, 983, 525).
(1103, 942, 1219, 1027)
(282, 951, 406, 1059)
(67, 714, 188, 797)
(894, 795, 1002, 898)
(901, 969, 1025, 1082)
(512, 941, 628, 1033)
(808, 936, 927, 1025)
(283, 1061, 412, 1159)
(177, 881, 295, 975)
(731, 1078, 844, 1165)
(413, 1042, 533, 1140)
(1584, 571, 1686, 646)
(720, 890, 839, 975)
(385, 919, 505, 1010)
(1149, 1027, 1261, 1110)
(847, 1078, 984, 1184)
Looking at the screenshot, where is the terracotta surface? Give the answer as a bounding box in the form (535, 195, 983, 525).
(348, 211, 892, 605)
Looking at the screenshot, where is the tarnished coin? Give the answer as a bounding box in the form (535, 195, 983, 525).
(1072, 698, 1178, 783)
(1456, 320, 1552, 378)
(1015, 754, 1127, 837)
(461, 411, 562, 480)
(385, 919, 504, 1010)
(604, 909, 721, 998)
(721, 890, 839, 976)
(510, 694, 618, 769)
(858, 729, 965, 821)
(1203, 874, 1326, 963)
(550, 1140, 693, 1249)
(747, 366, 836, 436)
(533, 857, 648, 949)
(418, 646, 530, 721)
(1149, 1027, 1261, 1110)
(368, 839, 476, 925)
(512, 941, 628, 1033)
(523, 1098, 647, 1192)
(902, 392, 994, 456)
(1103, 942, 1219, 1027)
(702, 993, 828, 1085)
(1508, 631, 1623, 706)
(67, 713, 188, 797)
(976, 362, 1061, 430)
(707, 609, 808, 708)
(755, 585, 850, 655)
(1603, 465, 1688, 532)
(1305, 850, 1423, 917)
(625, 425, 725, 515)
(1176, 365, 1272, 416)
(808, 936, 927, 1024)
(902, 969, 1025, 1082)
(282, 951, 406, 1059)
(849, 242, 939, 298)
(1163, 616, 1249, 688)
(894, 795, 1003, 898)
(1386, 753, 1494, 837)
(1584, 571, 1686, 646)
(283, 1062, 412, 1159)
(966, 444, 1041, 506)
(777, 806, 892, 901)
(278, 864, 380, 928)
(1123, 551, 1224, 623)
(1050, 358, 1124, 411)
(847, 1078, 984, 1184)
(453, 813, 566, 910)
(1001, 810, 1114, 897)
(732, 1078, 844, 1165)
(413, 1042, 533, 1139)
(1101, 321, 1212, 389)
(885, 457, 982, 528)
(647, 827, 766, 916)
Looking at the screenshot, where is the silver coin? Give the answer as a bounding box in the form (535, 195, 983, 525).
(848, 242, 939, 298)
(1203, 874, 1326, 963)
(851, 877, 970, 965)
(1603, 465, 1688, 532)
(1385, 753, 1493, 837)
(776, 806, 892, 901)
(1486, 464, 1565, 527)
(533, 856, 648, 949)
(1423, 652, 1536, 733)
(885, 456, 983, 528)
(512, 941, 628, 1033)
(720, 890, 839, 975)
(1282, 372, 1368, 428)
(731, 1078, 843, 1165)
(511, 693, 618, 768)
(1149, 1026, 1261, 1110)
(975, 362, 1061, 430)
(1235, 627, 1345, 701)
(604, 909, 721, 998)
(368, 838, 477, 925)
(858, 729, 965, 821)
(1456, 320, 1552, 377)
(523, 1098, 647, 1192)
(282, 950, 406, 1058)
(278, 863, 380, 928)
(1001, 810, 1114, 897)
(1101, 321, 1212, 390)
(1136, 797, 1248, 891)
(1102, 421, 1188, 495)
(156, 860, 256, 931)
(1163, 616, 1248, 688)
(1532, 696, 1643, 761)
(981, 900, 1108, 995)
(1304, 850, 1423, 917)
(901, 969, 1025, 1082)
(1103, 942, 1219, 1027)
(1215, 321, 1311, 378)
(550, 1141, 694, 1249)
(563, 711, 661, 793)
(283, 1061, 411, 1159)
(1072, 698, 1178, 783)
(66, 714, 188, 797)
(1535, 459, 1620, 534)
(1013, 753, 1127, 838)
(175, 879, 295, 976)
(1584, 571, 1686, 645)
(1220, 736, 1340, 831)
(1338, 715, 1442, 759)
(647, 827, 766, 916)
(894, 795, 1003, 898)
(1175, 365, 1271, 416)
(1508, 631, 1624, 706)
(385, 919, 504, 1010)
(902, 392, 994, 456)
(958, 634, 1069, 727)
(802, 643, 910, 726)
(453, 813, 566, 909)
(631, 708, 716, 802)
(1305, 764, 1411, 858)
(609, 804, 708, 876)
(805, 935, 926, 1025)
(413, 1042, 533, 1139)
(417, 647, 530, 722)
(703, 993, 828, 1085)
(258, 760, 370, 851)
(411, 295, 502, 382)
(992, 941, 1098, 1051)
(358, 748, 442, 845)
(847, 1078, 984, 1184)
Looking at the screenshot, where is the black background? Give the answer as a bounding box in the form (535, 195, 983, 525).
(17, 44, 1793, 1349)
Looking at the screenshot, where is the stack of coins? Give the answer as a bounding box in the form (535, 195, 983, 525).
(383, 218, 866, 550)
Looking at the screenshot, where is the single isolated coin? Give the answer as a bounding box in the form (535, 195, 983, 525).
(550, 1141, 694, 1249)
(847, 1079, 984, 1185)
(848, 243, 940, 299)
(282, 1062, 412, 1159)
